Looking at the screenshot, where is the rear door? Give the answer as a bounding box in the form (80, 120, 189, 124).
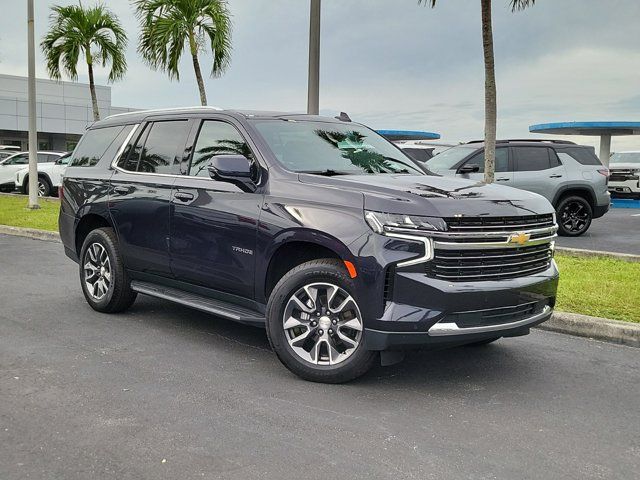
(170, 118, 262, 299)
(513, 146, 566, 201)
(109, 118, 191, 277)
(457, 147, 513, 184)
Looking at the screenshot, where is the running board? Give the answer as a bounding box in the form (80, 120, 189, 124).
(130, 280, 265, 326)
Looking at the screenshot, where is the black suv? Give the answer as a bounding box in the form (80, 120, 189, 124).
(59, 108, 559, 383)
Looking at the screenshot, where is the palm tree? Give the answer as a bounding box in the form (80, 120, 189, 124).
(134, 0, 232, 106)
(42, 3, 127, 121)
(419, 0, 535, 183)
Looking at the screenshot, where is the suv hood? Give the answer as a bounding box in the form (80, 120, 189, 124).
(299, 173, 554, 217)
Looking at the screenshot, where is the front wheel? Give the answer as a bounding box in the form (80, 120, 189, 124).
(556, 195, 592, 236)
(25, 177, 51, 197)
(266, 259, 378, 383)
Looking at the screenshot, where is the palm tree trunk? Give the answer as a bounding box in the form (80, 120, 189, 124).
(86, 50, 100, 121)
(189, 32, 208, 106)
(481, 0, 496, 184)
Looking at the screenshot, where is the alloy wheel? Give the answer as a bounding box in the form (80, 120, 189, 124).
(559, 200, 589, 234)
(83, 243, 111, 300)
(37, 181, 46, 197)
(282, 282, 363, 366)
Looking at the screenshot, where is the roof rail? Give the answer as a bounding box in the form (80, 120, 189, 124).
(105, 105, 223, 120)
(466, 138, 576, 145)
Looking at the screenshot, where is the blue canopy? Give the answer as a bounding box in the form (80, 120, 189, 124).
(530, 122, 640, 136)
(376, 129, 441, 141)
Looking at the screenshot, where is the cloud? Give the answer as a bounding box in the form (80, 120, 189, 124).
(0, 0, 639, 150)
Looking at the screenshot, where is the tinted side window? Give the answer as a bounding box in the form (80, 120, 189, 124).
(7, 153, 29, 165)
(137, 120, 190, 175)
(71, 125, 127, 167)
(402, 148, 433, 163)
(464, 148, 509, 173)
(561, 147, 602, 166)
(37, 153, 51, 163)
(189, 121, 254, 178)
(515, 147, 551, 171)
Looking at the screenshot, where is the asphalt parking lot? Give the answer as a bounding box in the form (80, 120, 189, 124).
(1, 234, 639, 479)
(556, 207, 640, 255)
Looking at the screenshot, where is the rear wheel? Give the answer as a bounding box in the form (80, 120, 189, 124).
(25, 176, 51, 197)
(266, 259, 377, 383)
(556, 195, 592, 236)
(79, 227, 137, 313)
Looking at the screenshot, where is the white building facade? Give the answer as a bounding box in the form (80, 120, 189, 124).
(0, 74, 136, 152)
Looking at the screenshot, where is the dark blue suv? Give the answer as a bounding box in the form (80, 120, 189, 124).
(59, 108, 559, 383)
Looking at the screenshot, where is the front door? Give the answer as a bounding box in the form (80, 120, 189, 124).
(170, 119, 262, 299)
(109, 119, 191, 276)
(457, 147, 513, 184)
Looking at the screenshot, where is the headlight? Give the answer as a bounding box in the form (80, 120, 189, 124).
(364, 210, 442, 267)
(364, 210, 445, 234)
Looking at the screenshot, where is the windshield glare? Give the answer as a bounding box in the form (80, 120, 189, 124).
(250, 120, 424, 175)
(611, 152, 640, 164)
(427, 145, 476, 170)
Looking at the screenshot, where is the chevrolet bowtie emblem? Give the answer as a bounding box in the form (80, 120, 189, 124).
(508, 231, 531, 245)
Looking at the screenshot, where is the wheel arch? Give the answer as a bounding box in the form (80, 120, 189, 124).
(74, 212, 114, 258)
(259, 231, 354, 303)
(552, 185, 596, 208)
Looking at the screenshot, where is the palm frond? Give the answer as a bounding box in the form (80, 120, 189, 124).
(510, 0, 536, 12)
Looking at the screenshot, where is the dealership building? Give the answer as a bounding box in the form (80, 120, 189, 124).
(0, 73, 135, 152)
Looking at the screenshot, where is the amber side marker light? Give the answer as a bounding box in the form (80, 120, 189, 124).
(343, 260, 357, 279)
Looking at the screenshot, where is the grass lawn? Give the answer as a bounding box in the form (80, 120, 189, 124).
(554, 253, 640, 323)
(0, 194, 60, 232)
(0, 194, 637, 322)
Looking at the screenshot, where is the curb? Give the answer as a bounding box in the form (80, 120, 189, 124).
(555, 246, 640, 262)
(537, 312, 640, 348)
(0, 225, 60, 242)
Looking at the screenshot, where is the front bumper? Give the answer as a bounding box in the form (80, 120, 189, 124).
(608, 179, 640, 195)
(363, 262, 558, 350)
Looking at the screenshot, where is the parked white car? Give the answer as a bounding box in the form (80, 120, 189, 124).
(608, 151, 640, 198)
(14, 152, 70, 197)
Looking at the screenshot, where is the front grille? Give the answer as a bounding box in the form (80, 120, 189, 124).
(609, 170, 639, 182)
(443, 214, 554, 233)
(421, 215, 557, 282)
(426, 243, 553, 281)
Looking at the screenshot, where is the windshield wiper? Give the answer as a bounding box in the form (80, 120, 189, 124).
(298, 169, 353, 176)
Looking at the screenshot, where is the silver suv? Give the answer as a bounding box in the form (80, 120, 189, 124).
(427, 139, 610, 236)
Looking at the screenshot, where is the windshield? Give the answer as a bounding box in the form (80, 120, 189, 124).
(250, 119, 424, 175)
(427, 145, 476, 170)
(611, 152, 640, 164)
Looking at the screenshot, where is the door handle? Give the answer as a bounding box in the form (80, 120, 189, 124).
(173, 191, 194, 202)
(112, 186, 129, 195)
(496, 177, 509, 181)
(549, 174, 563, 178)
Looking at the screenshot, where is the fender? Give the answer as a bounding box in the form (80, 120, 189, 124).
(551, 184, 597, 207)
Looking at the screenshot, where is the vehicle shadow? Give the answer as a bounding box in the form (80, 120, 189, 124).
(125, 295, 543, 390)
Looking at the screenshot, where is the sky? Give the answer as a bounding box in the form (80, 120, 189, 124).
(1, 0, 640, 151)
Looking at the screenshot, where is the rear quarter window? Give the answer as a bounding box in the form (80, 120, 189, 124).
(70, 125, 134, 167)
(560, 147, 602, 166)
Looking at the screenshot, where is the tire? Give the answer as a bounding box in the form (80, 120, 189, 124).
(266, 259, 378, 383)
(556, 195, 592, 237)
(464, 336, 501, 347)
(79, 227, 137, 313)
(25, 176, 51, 197)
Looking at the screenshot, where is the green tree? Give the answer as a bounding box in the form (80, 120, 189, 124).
(419, 0, 535, 183)
(42, 3, 128, 121)
(134, 0, 233, 106)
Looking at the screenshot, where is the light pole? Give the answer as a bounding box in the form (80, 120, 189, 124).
(307, 0, 321, 115)
(27, 0, 39, 209)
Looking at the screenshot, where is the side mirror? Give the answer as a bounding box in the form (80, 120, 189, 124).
(207, 155, 257, 192)
(458, 164, 480, 174)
